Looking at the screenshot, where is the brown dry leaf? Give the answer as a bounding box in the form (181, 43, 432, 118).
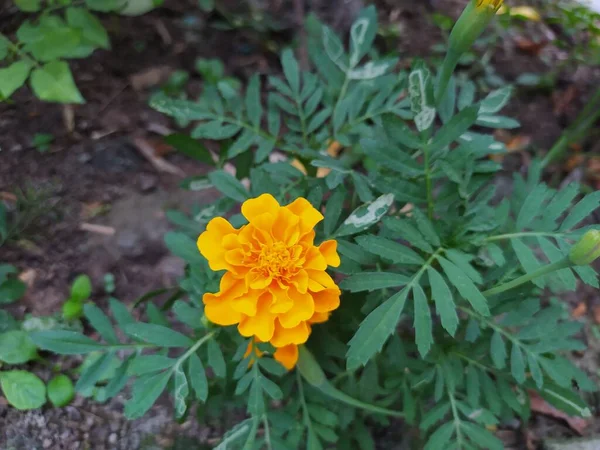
(529, 391, 589, 435)
(18, 269, 36, 288)
(0, 192, 17, 203)
(133, 137, 184, 176)
(572, 302, 587, 319)
(130, 66, 172, 91)
(587, 157, 600, 180)
(566, 154, 585, 172)
(81, 202, 109, 220)
(63, 104, 75, 133)
(506, 135, 532, 152)
(553, 85, 578, 116)
(592, 306, 600, 324)
(514, 36, 548, 55)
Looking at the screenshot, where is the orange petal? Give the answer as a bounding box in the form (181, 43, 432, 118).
(231, 289, 261, 316)
(271, 320, 311, 347)
(225, 248, 247, 266)
(242, 194, 281, 223)
(285, 198, 324, 234)
(274, 344, 299, 370)
(309, 311, 330, 324)
(238, 293, 276, 342)
(306, 269, 336, 289)
(278, 288, 314, 328)
(197, 217, 237, 271)
(318, 240, 340, 267)
(269, 283, 294, 314)
(304, 247, 327, 271)
(312, 288, 340, 313)
(273, 208, 300, 245)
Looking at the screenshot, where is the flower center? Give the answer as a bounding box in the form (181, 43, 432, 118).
(475, 0, 503, 10)
(257, 242, 298, 277)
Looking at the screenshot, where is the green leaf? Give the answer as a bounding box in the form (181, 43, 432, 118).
(408, 64, 435, 132)
(0, 279, 27, 304)
(413, 284, 433, 357)
(411, 208, 440, 246)
(458, 80, 475, 110)
(438, 257, 490, 316)
(174, 364, 189, 418)
(208, 170, 249, 202)
(66, 7, 110, 49)
(324, 188, 345, 236)
(164, 133, 213, 165)
(462, 423, 503, 450)
(527, 352, 543, 388)
(76, 352, 116, 391)
(355, 235, 425, 266)
(129, 355, 175, 375)
(511, 239, 544, 288)
(84, 304, 118, 344)
(540, 383, 591, 418)
(188, 353, 208, 402)
(516, 184, 548, 230)
(70, 274, 92, 302)
(245, 74, 262, 128)
(0, 370, 46, 410)
(335, 193, 394, 237)
(428, 268, 458, 336)
(381, 115, 422, 150)
(47, 374, 75, 407)
(476, 115, 520, 129)
(0, 60, 32, 99)
(15, 0, 41, 11)
(510, 344, 526, 384)
(479, 86, 512, 114)
(30, 61, 84, 104)
(173, 300, 203, 329)
(466, 366, 480, 406)
(104, 355, 132, 399)
(349, 5, 377, 65)
(346, 289, 409, 370)
(429, 105, 478, 153)
(164, 231, 205, 264)
(490, 331, 507, 369)
(31, 330, 103, 354)
(124, 371, 171, 419)
(382, 217, 433, 253)
(227, 130, 256, 158)
(281, 49, 300, 95)
(85, 0, 124, 11)
(125, 323, 193, 347)
(109, 297, 135, 329)
(560, 191, 600, 231)
(207, 338, 226, 378)
(423, 422, 454, 450)
(340, 272, 411, 292)
(0, 330, 37, 364)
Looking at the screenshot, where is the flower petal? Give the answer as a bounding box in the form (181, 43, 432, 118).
(304, 247, 327, 271)
(286, 198, 324, 234)
(312, 288, 341, 313)
(197, 217, 238, 271)
(306, 269, 336, 289)
(271, 320, 311, 347)
(318, 240, 340, 267)
(238, 293, 276, 342)
(269, 283, 294, 314)
(274, 344, 299, 370)
(242, 194, 281, 223)
(309, 311, 330, 324)
(278, 288, 314, 328)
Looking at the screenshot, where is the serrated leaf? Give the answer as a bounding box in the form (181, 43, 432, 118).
(428, 268, 458, 336)
(188, 353, 208, 402)
(164, 133, 213, 165)
(346, 288, 408, 370)
(207, 339, 226, 378)
(429, 105, 478, 153)
(355, 235, 425, 266)
(335, 194, 394, 237)
(340, 272, 411, 292)
(208, 170, 249, 202)
(466, 366, 480, 407)
(540, 383, 591, 418)
(324, 188, 345, 236)
(511, 239, 545, 288)
(124, 371, 171, 419)
(510, 345, 527, 384)
(411, 208, 440, 246)
(30, 330, 103, 354)
(125, 323, 193, 347)
(245, 74, 262, 128)
(490, 331, 507, 369)
(479, 86, 512, 114)
(174, 364, 189, 418)
(382, 217, 433, 253)
(462, 423, 503, 450)
(424, 422, 454, 450)
(413, 284, 433, 357)
(84, 304, 118, 344)
(381, 115, 422, 149)
(560, 191, 600, 231)
(438, 257, 490, 315)
(129, 355, 175, 375)
(516, 183, 547, 230)
(281, 49, 300, 95)
(76, 352, 115, 392)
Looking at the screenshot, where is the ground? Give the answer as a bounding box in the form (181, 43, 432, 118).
(1, 0, 599, 449)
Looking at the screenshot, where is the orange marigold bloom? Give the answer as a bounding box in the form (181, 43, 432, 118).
(197, 194, 341, 369)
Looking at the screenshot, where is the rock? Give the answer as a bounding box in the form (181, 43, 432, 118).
(117, 230, 144, 257)
(137, 173, 158, 193)
(109, 433, 118, 444)
(545, 437, 600, 450)
(43, 438, 53, 448)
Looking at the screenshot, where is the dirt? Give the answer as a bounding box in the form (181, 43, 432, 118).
(1, 0, 599, 449)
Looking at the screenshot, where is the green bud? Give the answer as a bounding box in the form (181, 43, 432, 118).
(62, 299, 83, 320)
(569, 230, 600, 266)
(449, 0, 504, 57)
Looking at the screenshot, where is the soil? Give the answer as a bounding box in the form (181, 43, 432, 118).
(1, 0, 599, 449)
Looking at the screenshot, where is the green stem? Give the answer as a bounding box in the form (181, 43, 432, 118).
(448, 389, 465, 447)
(484, 231, 566, 242)
(482, 258, 572, 297)
(435, 51, 459, 106)
(262, 415, 272, 450)
(0, 33, 40, 68)
(172, 331, 215, 370)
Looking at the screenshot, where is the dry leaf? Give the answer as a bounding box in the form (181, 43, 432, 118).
(572, 302, 587, 319)
(592, 306, 600, 324)
(130, 66, 172, 91)
(514, 36, 548, 55)
(530, 391, 589, 435)
(80, 223, 116, 236)
(133, 137, 184, 176)
(18, 269, 36, 288)
(506, 135, 532, 152)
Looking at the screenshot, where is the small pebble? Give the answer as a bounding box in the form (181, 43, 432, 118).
(43, 439, 53, 449)
(109, 433, 118, 444)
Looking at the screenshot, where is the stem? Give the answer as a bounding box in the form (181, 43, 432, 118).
(262, 415, 272, 450)
(482, 258, 572, 297)
(435, 51, 459, 106)
(0, 33, 40, 68)
(296, 371, 317, 442)
(448, 389, 465, 447)
(484, 231, 566, 242)
(172, 331, 215, 370)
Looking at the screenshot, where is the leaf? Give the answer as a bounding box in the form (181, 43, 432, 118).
(0, 61, 32, 98)
(335, 194, 394, 237)
(476, 115, 520, 129)
(281, 49, 300, 95)
(174, 364, 189, 418)
(560, 191, 600, 231)
(30, 61, 84, 104)
(411, 208, 441, 247)
(462, 423, 503, 450)
(324, 188, 345, 236)
(164, 231, 205, 265)
(355, 235, 425, 265)
(245, 74, 262, 128)
(164, 133, 213, 165)
(424, 422, 454, 450)
(479, 86, 512, 114)
(84, 304, 118, 344)
(349, 6, 377, 65)
(340, 272, 411, 292)
(188, 353, 208, 402)
(47, 374, 75, 407)
(510, 345, 527, 384)
(0, 279, 27, 305)
(429, 105, 478, 153)
(428, 268, 458, 336)
(346, 289, 409, 370)
(408, 64, 435, 132)
(30, 330, 104, 354)
(382, 217, 433, 253)
(0, 330, 37, 364)
(129, 355, 175, 375)
(466, 366, 480, 406)
(124, 371, 171, 419)
(104, 356, 132, 399)
(516, 183, 547, 230)
(70, 274, 92, 302)
(539, 383, 591, 418)
(207, 338, 226, 378)
(381, 115, 422, 150)
(413, 285, 433, 357)
(109, 297, 135, 329)
(125, 323, 193, 347)
(208, 170, 249, 202)
(76, 352, 115, 392)
(66, 7, 109, 49)
(173, 300, 203, 329)
(438, 257, 490, 316)
(511, 239, 544, 288)
(15, 0, 41, 11)
(490, 331, 507, 369)
(0, 370, 46, 410)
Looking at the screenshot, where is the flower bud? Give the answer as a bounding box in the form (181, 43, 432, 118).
(569, 230, 600, 266)
(449, 0, 504, 57)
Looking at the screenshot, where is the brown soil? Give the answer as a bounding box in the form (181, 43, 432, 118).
(1, 0, 599, 449)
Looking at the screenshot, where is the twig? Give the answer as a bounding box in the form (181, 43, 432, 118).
(133, 136, 185, 176)
(79, 223, 116, 236)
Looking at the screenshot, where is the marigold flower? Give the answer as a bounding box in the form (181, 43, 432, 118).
(197, 194, 341, 369)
